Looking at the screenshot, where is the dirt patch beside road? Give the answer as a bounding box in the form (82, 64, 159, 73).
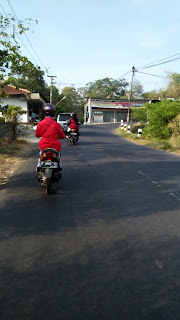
(0, 124, 38, 189)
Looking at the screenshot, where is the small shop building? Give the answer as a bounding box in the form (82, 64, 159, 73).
(84, 98, 149, 123)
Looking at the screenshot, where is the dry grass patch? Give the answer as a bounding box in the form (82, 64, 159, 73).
(0, 138, 32, 188)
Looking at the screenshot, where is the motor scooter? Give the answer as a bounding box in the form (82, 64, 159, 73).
(33, 126, 62, 194)
(36, 148, 62, 194)
(66, 127, 79, 145)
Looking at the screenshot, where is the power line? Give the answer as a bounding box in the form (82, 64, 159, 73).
(7, 0, 50, 74)
(136, 71, 167, 78)
(136, 53, 180, 70)
(137, 54, 180, 71)
(1, 4, 43, 67)
(119, 52, 180, 82)
(118, 70, 132, 78)
(142, 56, 180, 70)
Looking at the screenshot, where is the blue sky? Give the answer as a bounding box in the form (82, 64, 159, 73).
(1, 0, 180, 93)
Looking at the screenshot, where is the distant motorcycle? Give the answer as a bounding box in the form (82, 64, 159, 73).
(66, 127, 79, 145)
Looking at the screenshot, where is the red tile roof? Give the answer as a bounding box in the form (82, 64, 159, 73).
(0, 85, 30, 95)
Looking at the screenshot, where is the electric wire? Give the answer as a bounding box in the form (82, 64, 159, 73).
(119, 70, 132, 78)
(140, 56, 180, 70)
(0, 4, 41, 67)
(3, 1, 178, 88)
(136, 71, 167, 78)
(137, 55, 180, 71)
(136, 52, 180, 70)
(7, 0, 50, 74)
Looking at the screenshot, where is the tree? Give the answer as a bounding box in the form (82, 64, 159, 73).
(2, 105, 26, 140)
(84, 77, 129, 99)
(0, 14, 38, 82)
(56, 87, 84, 122)
(6, 70, 49, 101)
(143, 90, 161, 100)
(131, 79, 144, 98)
(166, 72, 180, 99)
(142, 72, 180, 100)
(0, 13, 50, 100)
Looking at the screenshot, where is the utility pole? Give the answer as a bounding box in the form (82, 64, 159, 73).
(48, 75, 57, 104)
(127, 66, 136, 125)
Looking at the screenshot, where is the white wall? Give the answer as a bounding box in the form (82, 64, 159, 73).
(1, 96, 28, 123)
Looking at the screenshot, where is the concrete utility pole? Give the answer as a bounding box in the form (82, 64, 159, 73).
(48, 75, 57, 104)
(127, 66, 136, 125)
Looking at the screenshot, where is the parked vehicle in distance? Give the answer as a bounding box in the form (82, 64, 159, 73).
(57, 113, 71, 132)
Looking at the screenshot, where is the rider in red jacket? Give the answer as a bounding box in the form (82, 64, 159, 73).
(35, 103, 65, 169)
(67, 112, 79, 135)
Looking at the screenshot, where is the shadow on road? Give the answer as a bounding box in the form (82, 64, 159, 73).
(1, 124, 180, 319)
(0, 232, 180, 319)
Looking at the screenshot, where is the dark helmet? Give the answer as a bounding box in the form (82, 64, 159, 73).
(71, 112, 77, 117)
(42, 103, 56, 117)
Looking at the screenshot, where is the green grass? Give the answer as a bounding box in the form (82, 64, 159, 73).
(116, 126, 178, 153)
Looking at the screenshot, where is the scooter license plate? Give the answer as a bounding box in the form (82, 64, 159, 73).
(72, 133, 77, 135)
(40, 161, 58, 168)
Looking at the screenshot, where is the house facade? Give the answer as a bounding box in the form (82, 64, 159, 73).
(84, 98, 149, 123)
(0, 85, 48, 123)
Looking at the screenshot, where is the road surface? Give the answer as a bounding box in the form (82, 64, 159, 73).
(1, 123, 180, 320)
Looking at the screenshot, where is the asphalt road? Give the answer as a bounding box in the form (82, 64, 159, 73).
(1, 123, 180, 320)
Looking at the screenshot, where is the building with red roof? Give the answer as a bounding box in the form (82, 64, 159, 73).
(0, 84, 48, 123)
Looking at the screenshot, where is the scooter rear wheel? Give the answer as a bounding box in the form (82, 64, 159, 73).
(46, 178, 52, 194)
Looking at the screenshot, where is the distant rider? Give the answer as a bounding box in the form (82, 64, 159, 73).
(35, 103, 65, 170)
(66, 112, 79, 136)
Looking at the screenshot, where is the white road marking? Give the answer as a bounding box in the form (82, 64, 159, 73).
(169, 193, 180, 200)
(138, 171, 145, 176)
(155, 259, 163, 269)
(138, 171, 180, 201)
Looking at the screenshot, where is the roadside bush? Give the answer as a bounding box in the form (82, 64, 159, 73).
(0, 117, 5, 124)
(131, 107, 148, 123)
(3, 105, 26, 140)
(143, 100, 180, 139)
(170, 136, 180, 149)
(168, 114, 180, 137)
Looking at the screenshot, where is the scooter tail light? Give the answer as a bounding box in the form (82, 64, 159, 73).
(40, 151, 59, 161)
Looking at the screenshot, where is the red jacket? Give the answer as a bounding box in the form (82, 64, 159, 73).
(69, 118, 79, 134)
(36, 117, 65, 151)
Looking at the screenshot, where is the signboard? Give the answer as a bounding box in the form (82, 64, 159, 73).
(91, 100, 146, 109)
